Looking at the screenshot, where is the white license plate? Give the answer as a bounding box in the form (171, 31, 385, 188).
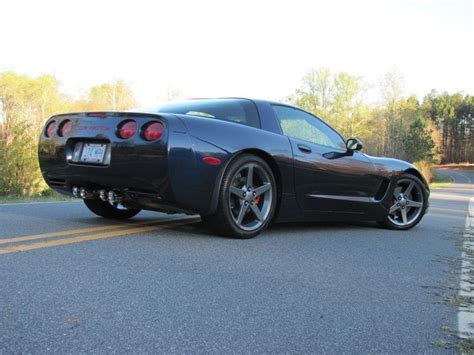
(80, 143, 107, 163)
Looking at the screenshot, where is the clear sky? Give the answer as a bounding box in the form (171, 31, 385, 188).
(1, 0, 472, 105)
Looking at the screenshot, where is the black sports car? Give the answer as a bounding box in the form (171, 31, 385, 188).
(38, 98, 429, 238)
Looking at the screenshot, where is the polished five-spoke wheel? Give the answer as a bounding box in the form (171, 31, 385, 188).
(203, 154, 277, 238)
(380, 173, 428, 230)
(228, 163, 273, 231)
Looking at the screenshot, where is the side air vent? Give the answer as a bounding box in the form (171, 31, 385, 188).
(375, 179, 390, 201)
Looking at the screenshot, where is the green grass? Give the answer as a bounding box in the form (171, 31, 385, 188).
(430, 171, 454, 189)
(433, 163, 474, 169)
(0, 190, 75, 204)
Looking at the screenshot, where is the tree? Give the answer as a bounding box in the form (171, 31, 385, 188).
(379, 67, 404, 105)
(422, 91, 472, 163)
(405, 118, 435, 162)
(376, 69, 406, 159)
(288, 68, 333, 118)
(331, 72, 368, 137)
(0, 72, 70, 195)
(287, 68, 369, 138)
(78, 79, 137, 111)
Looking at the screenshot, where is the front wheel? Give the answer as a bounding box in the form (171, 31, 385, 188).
(83, 199, 141, 220)
(379, 173, 428, 230)
(204, 154, 277, 238)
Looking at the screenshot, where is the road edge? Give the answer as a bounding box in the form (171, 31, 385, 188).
(458, 196, 474, 338)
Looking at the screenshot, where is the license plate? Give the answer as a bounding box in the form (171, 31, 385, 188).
(80, 143, 107, 163)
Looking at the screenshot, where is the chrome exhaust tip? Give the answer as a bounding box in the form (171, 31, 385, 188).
(98, 190, 108, 201)
(108, 190, 119, 203)
(107, 190, 124, 204)
(72, 186, 80, 198)
(79, 187, 87, 199)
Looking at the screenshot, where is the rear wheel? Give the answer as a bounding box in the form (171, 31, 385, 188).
(379, 173, 428, 230)
(204, 154, 277, 238)
(83, 199, 141, 220)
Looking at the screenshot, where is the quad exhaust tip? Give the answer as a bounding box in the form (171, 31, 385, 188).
(72, 186, 122, 202)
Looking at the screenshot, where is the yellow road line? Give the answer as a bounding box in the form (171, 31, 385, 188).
(0, 219, 175, 245)
(0, 218, 199, 254)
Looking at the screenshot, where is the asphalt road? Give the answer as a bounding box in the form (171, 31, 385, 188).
(1, 169, 472, 353)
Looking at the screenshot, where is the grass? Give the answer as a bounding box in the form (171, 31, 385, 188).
(0, 190, 75, 204)
(430, 171, 454, 189)
(433, 163, 474, 169)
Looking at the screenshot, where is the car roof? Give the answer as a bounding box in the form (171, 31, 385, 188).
(153, 97, 298, 109)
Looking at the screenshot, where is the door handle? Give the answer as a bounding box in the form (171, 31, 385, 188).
(297, 144, 312, 153)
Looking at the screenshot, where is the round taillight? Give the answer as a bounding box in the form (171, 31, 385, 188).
(143, 122, 164, 141)
(45, 120, 56, 137)
(117, 120, 137, 139)
(58, 120, 72, 137)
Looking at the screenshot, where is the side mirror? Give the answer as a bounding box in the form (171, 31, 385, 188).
(323, 138, 363, 160)
(346, 138, 363, 151)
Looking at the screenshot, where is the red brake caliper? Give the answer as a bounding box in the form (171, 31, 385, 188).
(255, 195, 261, 205)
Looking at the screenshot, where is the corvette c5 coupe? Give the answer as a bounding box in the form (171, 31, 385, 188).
(38, 98, 429, 238)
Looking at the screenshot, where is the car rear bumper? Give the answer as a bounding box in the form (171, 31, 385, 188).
(38, 112, 227, 215)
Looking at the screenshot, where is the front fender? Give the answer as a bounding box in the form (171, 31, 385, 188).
(366, 155, 430, 212)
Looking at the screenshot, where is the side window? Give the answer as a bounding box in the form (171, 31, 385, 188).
(273, 105, 345, 149)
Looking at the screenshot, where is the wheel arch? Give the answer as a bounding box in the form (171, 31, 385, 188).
(206, 149, 282, 217)
(404, 168, 429, 191)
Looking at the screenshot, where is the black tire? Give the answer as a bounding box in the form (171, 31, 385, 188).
(204, 154, 277, 239)
(83, 199, 141, 220)
(378, 173, 428, 230)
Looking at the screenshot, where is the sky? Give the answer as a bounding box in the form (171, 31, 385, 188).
(1, 0, 472, 106)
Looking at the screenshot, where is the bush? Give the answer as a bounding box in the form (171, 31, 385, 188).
(414, 160, 432, 183)
(0, 120, 48, 196)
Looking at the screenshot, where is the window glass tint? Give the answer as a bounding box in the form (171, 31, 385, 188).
(157, 99, 260, 128)
(273, 105, 345, 149)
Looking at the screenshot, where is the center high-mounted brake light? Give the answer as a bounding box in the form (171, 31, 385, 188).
(87, 113, 107, 117)
(143, 122, 164, 141)
(45, 120, 56, 137)
(117, 120, 137, 139)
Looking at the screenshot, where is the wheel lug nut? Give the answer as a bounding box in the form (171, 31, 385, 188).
(397, 203, 400, 207)
(243, 192, 246, 197)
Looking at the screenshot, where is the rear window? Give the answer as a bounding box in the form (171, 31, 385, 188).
(157, 99, 260, 128)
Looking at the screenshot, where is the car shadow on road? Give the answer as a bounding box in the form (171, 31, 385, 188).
(269, 220, 376, 232)
(166, 219, 377, 239)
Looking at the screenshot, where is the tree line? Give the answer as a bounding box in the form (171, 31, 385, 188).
(0, 71, 137, 196)
(0, 69, 472, 196)
(288, 68, 473, 167)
